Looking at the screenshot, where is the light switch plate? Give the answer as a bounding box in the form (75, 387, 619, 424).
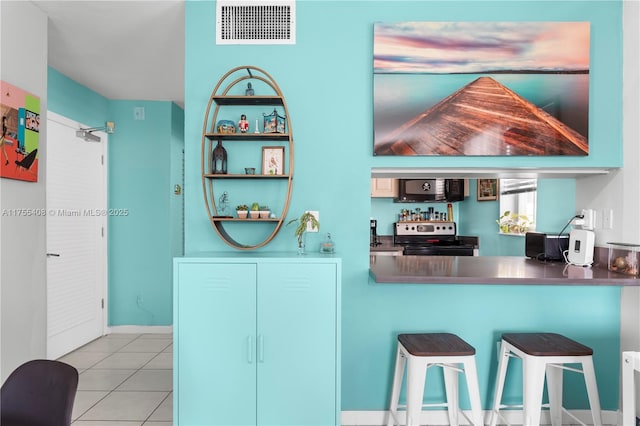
(306, 211, 319, 232)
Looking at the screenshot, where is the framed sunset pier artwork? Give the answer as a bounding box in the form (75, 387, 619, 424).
(373, 22, 590, 156)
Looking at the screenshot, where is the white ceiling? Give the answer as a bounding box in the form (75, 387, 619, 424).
(32, 0, 185, 107)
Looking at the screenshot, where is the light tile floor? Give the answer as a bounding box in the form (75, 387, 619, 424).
(58, 333, 173, 426)
(58, 334, 614, 426)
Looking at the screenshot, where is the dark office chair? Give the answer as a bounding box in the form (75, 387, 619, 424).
(0, 359, 79, 426)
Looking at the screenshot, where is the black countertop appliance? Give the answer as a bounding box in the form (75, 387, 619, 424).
(370, 219, 379, 247)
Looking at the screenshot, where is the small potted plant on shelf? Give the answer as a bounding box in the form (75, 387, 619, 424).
(236, 204, 249, 219)
(287, 211, 320, 255)
(250, 202, 260, 219)
(259, 205, 271, 219)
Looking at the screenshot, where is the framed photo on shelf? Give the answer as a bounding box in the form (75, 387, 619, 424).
(262, 146, 285, 175)
(477, 179, 499, 201)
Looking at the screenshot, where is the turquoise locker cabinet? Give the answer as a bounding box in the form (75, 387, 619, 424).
(174, 256, 342, 426)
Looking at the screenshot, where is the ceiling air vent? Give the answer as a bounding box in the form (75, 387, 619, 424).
(216, 0, 296, 45)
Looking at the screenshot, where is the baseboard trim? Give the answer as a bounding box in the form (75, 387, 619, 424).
(106, 325, 173, 335)
(340, 409, 620, 425)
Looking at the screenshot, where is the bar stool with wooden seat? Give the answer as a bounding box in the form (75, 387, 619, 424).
(489, 332, 602, 426)
(387, 333, 484, 426)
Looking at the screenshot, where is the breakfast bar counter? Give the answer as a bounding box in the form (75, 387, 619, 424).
(370, 255, 640, 285)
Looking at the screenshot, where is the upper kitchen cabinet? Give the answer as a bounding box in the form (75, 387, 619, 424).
(371, 178, 398, 198)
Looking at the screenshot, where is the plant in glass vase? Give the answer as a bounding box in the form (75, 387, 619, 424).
(287, 212, 320, 254)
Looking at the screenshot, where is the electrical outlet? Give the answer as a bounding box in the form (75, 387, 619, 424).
(305, 211, 319, 232)
(581, 208, 595, 230)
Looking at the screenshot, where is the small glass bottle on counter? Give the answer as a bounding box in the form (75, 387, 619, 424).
(320, 233, 335, 254)
(447, 203, 454, 222)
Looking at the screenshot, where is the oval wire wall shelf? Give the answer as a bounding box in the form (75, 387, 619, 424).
(201, 66, 294, 250)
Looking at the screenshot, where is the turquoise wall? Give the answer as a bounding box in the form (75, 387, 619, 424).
(185, 0, 623, 411)
(170, 103, 185, 259)
(48, 67, 109, 128)
(108, 100, 179, 326)
(47, 68, 183, 326)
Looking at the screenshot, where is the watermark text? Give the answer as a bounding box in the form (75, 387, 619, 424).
(1, 208, 129, 217)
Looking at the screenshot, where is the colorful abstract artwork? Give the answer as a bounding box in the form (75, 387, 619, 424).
(373, 22, 590, 156)
(1, 81, 40, 181)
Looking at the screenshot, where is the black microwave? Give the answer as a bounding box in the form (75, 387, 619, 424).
(395, 179, 465, 203)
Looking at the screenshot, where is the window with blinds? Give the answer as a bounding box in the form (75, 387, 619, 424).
(500, 178, 538, 196)
(216, 1, 296, 45)
(499, 178, 537, 234)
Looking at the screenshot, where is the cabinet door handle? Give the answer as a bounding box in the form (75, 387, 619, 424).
(247, 336, 253, 364)
(258, 334, 264, 363)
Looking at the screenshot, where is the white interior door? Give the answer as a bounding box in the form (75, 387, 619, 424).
(46, 111, 106, 359)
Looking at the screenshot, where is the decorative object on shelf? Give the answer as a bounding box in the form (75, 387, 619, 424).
(238, 114, 249, 133)
(477, 178, 499, 201)
(254, 118, 260, 134)
(216, 120, 236, 134)
(497, 210, 530, 234)
(259, 205, 270, 219)
(236, 204, 249, 219)
(244, 167, 255, 175)
(287, 212, 320, 255)
(212, 140, 228, 174)
(245, 82, 254, 96)
(262, 146, 285, 175)
(250, 202, 260, 219)
(320, 233, 335, 254)
(263, 109, 286, 133)
(218, 191, 230, 215)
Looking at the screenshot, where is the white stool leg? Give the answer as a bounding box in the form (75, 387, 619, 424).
(489, 341, 510, 426)
(387, 345, 406, 426)
(522, 356, 545, 426)
(581, 356, 602, 426)
(462, 356, 484, 426)
(443, 363, 460, 426)
(623, 352, 637, 426)
(406, 354, 428, 426)
(545, 363, 563, 426)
